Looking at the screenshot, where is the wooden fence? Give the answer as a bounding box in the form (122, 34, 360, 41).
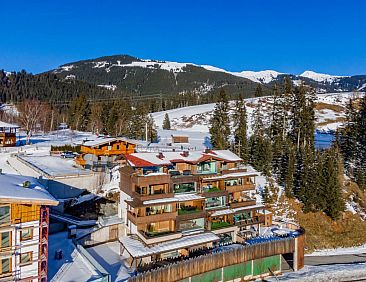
(128, 236, 301, 282)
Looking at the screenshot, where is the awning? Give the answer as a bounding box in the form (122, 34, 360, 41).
(119, 232, 220, 259)
(142, 193, 204, 205)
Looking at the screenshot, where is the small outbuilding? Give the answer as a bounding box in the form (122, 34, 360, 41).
(0, 121, 19, 147)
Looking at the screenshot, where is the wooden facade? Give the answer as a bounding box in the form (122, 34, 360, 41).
(121, 151, 265, 245)
(75, 138, 137, 168)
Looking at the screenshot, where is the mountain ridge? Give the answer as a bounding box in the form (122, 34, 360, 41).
(50, 54, 366, 95)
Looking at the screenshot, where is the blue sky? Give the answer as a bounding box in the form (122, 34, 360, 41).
(1, 0, 365, 75)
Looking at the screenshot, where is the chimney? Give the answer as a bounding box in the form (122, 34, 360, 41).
(157, 152, 164, 159)
(181, 151, 189, 157)
(204, 148, 211, 154)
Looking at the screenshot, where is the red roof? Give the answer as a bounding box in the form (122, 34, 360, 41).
(125, 155, 157, 167)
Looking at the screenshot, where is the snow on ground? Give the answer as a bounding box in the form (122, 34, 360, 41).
(266, 263, 366, 281)
(98, 84, 117, 91)
(100, 165, 120, 194)
(152, 92, 362, 134)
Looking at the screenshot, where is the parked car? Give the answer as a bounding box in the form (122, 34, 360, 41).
(61, 151, 75, 158)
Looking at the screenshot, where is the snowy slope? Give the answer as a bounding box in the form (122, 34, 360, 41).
(152, 92, 360, 133)
(300, 70, 347, 83)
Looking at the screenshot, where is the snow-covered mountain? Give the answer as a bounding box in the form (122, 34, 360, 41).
(299, 70, 347, 83)
(51, 55, 366, 95)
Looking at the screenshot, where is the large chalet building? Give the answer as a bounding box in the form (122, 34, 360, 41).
(75, 137, 137, 170)
(0, 174, 58, 282)
(119, 149, 270, 255)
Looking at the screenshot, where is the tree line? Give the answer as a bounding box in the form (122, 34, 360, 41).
(209, 79, 345, 220)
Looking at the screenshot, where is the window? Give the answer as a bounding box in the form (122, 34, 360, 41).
(0, 257, 11, 275)
(20, 228, 33, 241)
(20, 252, 32, 265)
(0, 232, 10, 249)
(197, 162, 217, 174)
(0, 206, 10, 225)
(116, 145, 120, 150)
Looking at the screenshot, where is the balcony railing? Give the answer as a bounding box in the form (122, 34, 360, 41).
(234, 215, 265, 226)
(127, 211, 177, 224)
(229, 199, 257, 208)
(139, 230, 177, 239)
(131, 173, 171, 187)
(211, 221, 233, 230)
(225, 183, 255, 193)
(178, 207, 202, 215)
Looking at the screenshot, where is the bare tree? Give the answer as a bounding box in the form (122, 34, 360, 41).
(17, 99, 48, 144)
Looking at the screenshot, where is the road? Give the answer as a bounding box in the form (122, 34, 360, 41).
(305, 253, 366, 266)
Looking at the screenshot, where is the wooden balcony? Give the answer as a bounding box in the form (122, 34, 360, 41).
(229, 199, 257, 208)
(137, 192, 174, 202)
(127, 210, 177, 225)
(225, 183, 255, 193)
(176, 210, 206, 221)
(131, 173, 171, 187)
(171, 175, 199, 184)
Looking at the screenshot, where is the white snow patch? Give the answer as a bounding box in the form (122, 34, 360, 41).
(98, 84, 117, 91)
(300, 70, 347, 83)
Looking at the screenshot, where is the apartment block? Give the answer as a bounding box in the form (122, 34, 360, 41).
(119, 150, 270, 251)
(0, 174, 58, 281)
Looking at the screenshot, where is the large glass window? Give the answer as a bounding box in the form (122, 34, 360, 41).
(0, 257, 11, 275)
(205, 196, 226, 209)
(145, 205, 173, 215)
(197, 162, 217, 174)
(178, 218, 204, 232)
(0, 232, 10, 249)
(225, 178, 243, 187)
(173, 183, 196, 194)
(0, 206, 10, 225)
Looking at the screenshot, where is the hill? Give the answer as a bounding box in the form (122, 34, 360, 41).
(51, 55, 366, 96)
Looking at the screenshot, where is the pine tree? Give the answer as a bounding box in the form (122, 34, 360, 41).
(233, 95, 248, 163)
(255, 84, 263, 97)
(209, 89, 231, 149)
(162, 113, 171, 130)
(319, 148, 344, 219)
(249, 102, 272, 175)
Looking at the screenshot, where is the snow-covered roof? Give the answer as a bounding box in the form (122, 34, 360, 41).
(203, 171, 258, 181)
(0, 174, 58, 205)
(210, 204, 265, 217)
(142, 193, 204, 205)
(126, 150, 242, 167)
(119, 232, 219, 258)
(0, 121, 19, 129)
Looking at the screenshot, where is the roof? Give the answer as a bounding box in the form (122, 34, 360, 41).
(125, 150, 242, 167)
(203, 171, 258, 181)
(119, 232, 220, 258)
(82, 137, 139, 147)
(0, 121, 19, 129)
(0, 174, 58, 206)
(210, 204, 265, 217)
